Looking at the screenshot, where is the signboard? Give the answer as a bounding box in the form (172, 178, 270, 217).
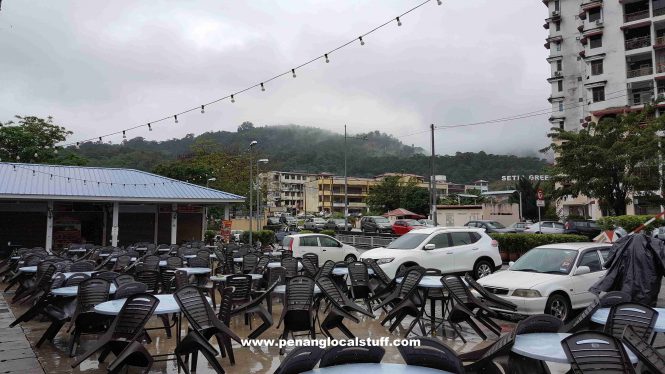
(220, 220, 233, 242)
(536, 200, 545, 207)
(537, 189, 545, 200)
(501, 175, 551, 181)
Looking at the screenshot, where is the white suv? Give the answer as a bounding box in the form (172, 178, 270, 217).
(359, 227, 502, 279)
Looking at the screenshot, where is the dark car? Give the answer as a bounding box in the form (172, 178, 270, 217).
(564, 219, 601, 239)
(464, 220, 516, 233)
(324, 219, 350, 232)
(360, 216, 392, 233)
(264, 217, 284, 231)
(279, 215, 298, 230)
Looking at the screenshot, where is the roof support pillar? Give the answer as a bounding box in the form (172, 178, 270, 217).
(201, 207, 208, 241)
(111, 201, 119, 247)
(45, 201, 53, 254)
(154, 207, 159, 245)
(171, 203, 178, 245)
(224, 204, 230, 220)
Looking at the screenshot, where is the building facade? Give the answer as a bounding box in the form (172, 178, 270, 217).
(260, 171, 317, 214)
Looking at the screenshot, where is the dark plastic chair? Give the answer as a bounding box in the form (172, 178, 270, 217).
(510, 314, 562, 373)
(464, 273, 518, 312)
(114, 282, 148, 299)
(64, 272, 91, 286)
(71, 293, 160, 373)
(134, 270, 161, 293)
(69, 260, 96, 272)
(560, 297, 601, 333)
(255, 256, 271, 274)
(9, 273, 62, 327)
(300, 257, 318, 278)
(562, 331, 635, 374)
(281, 256, 299, 280)
(319, 345, 385, 367)
(196, 250, 211, 261)
(621, 325, 665, 374)
(316, 260, 335, 280)
(277, 276, 316, 354)
(188, 256, 209, 268)
(231, 280, 279, 339)
(242, 254, 259, 274)
(397, 336, 464, 372)
(175, 269, 190, 289)
(461, 330, 515, 374)
(215, 286, 236, 364)
(274, 346, 324, 374)
(302, 253, 319, 268)
(347, 261, 372, 312)
(93, 271, 120, 283)
(378, 267, 426, 337)
(11, 263, 57, 304)
(316, 275, 374, 339)
(114, 274, 135, 287)
(173, 286, 241, 373)
(112, 255, 132, 272)
(605, 302, 657, 341)
(141, 255, 161, 271)
(600, 291, 631, 307)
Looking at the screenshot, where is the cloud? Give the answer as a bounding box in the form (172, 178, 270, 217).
(0, 0, 551, 155)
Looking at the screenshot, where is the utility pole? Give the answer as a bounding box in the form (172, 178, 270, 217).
(344, 124, 349, 231)
(248, 141, 258, 246)
(430, 124, 438, 225)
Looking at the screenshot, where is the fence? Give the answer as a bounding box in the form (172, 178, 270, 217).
(336, 232, 397, 249)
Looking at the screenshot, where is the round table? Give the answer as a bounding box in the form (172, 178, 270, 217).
(99, 253, 111, 258)
(109, 257, 137, 262)
(303, 363, 450, 373)
(176, 267, 211, 275)
(157, 248, 171, 252)
(512, 332, 638, 364)
(210, 274, 263, 282)
(61, 271, 95, 279)
(18, 266, 37, 273)
(273, 285, 321, 294)
(183, 255, 197, 259)
(395, 275, 444, 288)
(52, 284, 117, 296)
(94, 294, 211, 315)
(10, 256, 20, 260)
(267, 262, 303, 270)
(331, 267, 375, 276)
(68, 249, 87, 253)
(591, 307, 665, 332)
(233, 258, 243, 263)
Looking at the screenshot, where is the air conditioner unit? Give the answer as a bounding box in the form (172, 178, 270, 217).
(596, 20, 603, 26)
(552, 10, 560, 17)
(555, 71, 563, 77)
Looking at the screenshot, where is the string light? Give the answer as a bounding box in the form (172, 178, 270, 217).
(122, 130, 126, 139)
(325, 53, 330, 63)
(292, 69, 296, 78)
(231, 94, 235, 103)
(260, 83, 265, 92)
(396, 17, 402, 26)
(148, 123, 152, 131)
(201, 105, 205, 114)
(437, 0, 442, 4)
(174, 115, 178, 123)
(54, 148, 58, 154)
(359, 36, 365, 46)
(33, 152, 38, 158)
(99, 136, 102, 143)
(16, 155, 19, 160)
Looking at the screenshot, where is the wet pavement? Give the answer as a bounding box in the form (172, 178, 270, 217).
(3, 281, 665, 374)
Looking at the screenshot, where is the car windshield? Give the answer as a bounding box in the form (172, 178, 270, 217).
(374, 217, 390, 224)
(511, 248, 578, 274)
(386, 233, 430, 250)
(486, 221, 506, 229)
(333, 219, 345, 224)
(419, 219, 433, 225)
(404, 220, 424, 226)
(313, 218, 326, 223)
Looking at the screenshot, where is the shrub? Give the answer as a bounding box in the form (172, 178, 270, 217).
(490, 233, 589, 262)
(299, 230, 313, 234)
(597, 215, 664, 233)
(240, 230, 277, 246)
(320, 230, 336, 237)
(204, 230, 217, 244)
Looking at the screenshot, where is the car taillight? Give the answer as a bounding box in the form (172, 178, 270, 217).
(491, 240, 499, 247)
(289, 239, 293, 252)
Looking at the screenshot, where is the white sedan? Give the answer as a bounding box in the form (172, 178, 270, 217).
(523, 221, 565, 234)
(283, 233, 361, 263)
(477, 242, 611, 321)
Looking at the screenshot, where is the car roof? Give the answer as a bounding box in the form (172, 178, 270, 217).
(287, 233, 330, 238)
(536, 242, 611, 251)
(408, 226, 484, 235)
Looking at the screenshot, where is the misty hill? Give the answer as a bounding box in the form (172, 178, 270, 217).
(72, 123, 548, 183)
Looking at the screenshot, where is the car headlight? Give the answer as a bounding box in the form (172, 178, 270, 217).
(375, 258, 394, 265)
(512, 289, 542, 298)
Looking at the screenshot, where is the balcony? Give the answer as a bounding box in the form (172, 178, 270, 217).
(627, 65, 653, 78)
(630, 91, 654, 105)
(625, 9, 650, 23)
(656, 7, 665, 17)
(658, 63, 665, 73)
(626, 36, 652, 50)
(656, 36, 665, 48)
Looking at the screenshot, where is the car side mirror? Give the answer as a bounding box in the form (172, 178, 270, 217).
(424, 244, 436, 250)
(574, 266, 590, 276)
(508, 261, 515, 268)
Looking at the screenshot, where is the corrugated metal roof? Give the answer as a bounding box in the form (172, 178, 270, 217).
(0, 163, 245, 203)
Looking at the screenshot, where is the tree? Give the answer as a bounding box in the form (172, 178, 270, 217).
(237, 121, 255, 132)
(544, 106, 665, 216)
(366, 176, 429, 215)
(0, 115, 73, 163)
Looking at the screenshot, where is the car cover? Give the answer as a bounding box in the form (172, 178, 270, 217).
(590, 233, 665, 306)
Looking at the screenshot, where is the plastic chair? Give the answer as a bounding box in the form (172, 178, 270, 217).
(274, 346, 324, 374)
(621, 325, 665, 374)
(188, 256, 209, 268)
(397, 336, 464, 372)
(69, 260, 95, 272)
(11, 263, 57, 304)
(464, 273, 518, 312)
(114, 274, 135, 287)
(510, 314, 562, 373)
(277, 276, 316, 355)
(141, 255, 160, 271)
(562, 331, 635, 374)
(71, 294, 160, 372)
(112, 255, 132, 272)
(93, 271, 120, 283)
(560, 297, 601, 333)
(64, 272, 91, 286)
(215, 286, 237, 364)
(378, 267, 426, 337)
(114, 282, 147, 299)
(302, 253, 319, 268)
(300, 257, 318, 278)
(316, 260, 335, 280)
(347, 261, 372, 312)
(316, 275, 374, 339)
(605, 302, 657, 341)
(600, 291, 632, 307)
(461, 330, 515, 374)
(319, 345, 385, 367)
(231, 280, 279, 339)
(134, 270, 161, 293)
(281, 257, 299, 280)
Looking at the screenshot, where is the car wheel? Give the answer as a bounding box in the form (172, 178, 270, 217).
(344, 255, 356, 263)
(545, 293, 571, 321)
(473, 259, 494, 280)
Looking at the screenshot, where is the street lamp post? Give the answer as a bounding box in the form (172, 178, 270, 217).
(344, 125, 367, 231)
(206, 177, 216, 188)
(256, 159, 269, 232)
(248, 140, 258, 246)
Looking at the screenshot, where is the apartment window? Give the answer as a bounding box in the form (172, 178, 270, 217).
(556, 42, 561, 51)
(588, 8, 601, 23)
(554, 0, 560, 11)
(555, 22, 561, 31)
(558, 102, 564, 112)
(589, 35, 602, 49)
(557, 80, 563, 92)
(591, 60, 603, 75)
(592, 86, 605, 102)
(556, 60, 562, 71)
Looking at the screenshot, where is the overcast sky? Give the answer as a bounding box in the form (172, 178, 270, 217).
(1, 0, 551, 157)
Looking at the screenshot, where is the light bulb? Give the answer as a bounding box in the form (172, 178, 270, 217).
(261, 83, 265, 92)
(292, 69, 296, 78)
(201, 105, 205, 114)
(437, 0, 442, 4)
(325, 54, 329, 63)
(34, 152, 38, 158)
(148, 123, 152, 131)
(359, 36, 365, 46)
(396, 17, 402, 26)
(99, 137, 102, 143)
(16, 155, 20, 160)
(122, 131, 126, 139)
(231, 94, 235, 103)
(76, 142, 80, 148)
(54, 148, 58, 154)
(174, 115, 178, 123)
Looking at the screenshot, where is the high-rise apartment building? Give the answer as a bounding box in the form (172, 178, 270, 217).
(545, 0, 665, 132)
(259, 171, 316, 214)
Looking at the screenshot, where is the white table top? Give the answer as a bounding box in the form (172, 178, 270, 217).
(110, 257, 137, 262)
(99, 253, 111, 257)
(183, 254, 197, 258)
(273, 285, 321, 294)
(52, 284, 117, 296)
(11, 256, 20, 260)
(68, 248, 88, 253)
(61, 271, 95, 279)
(95, 294, 211, 315)
(19, 266, 37, 273)
(267, 262, 303, 270)
(304, 363, 450, 373)
(512, 333, 638, 364)
(396, 275, 444, 288)
(210, 274, 263, 281)
(176, 267, 211, 275)
(157, 248, 171, 252)
(331, 267, 375, 276)
(233, 258, 243, 263)
(592, 307, 665, 333)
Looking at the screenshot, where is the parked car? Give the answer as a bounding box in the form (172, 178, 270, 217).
(360, 216, 393, 233)
(303, 217, 327, 232)
(507, 222, 530, 233)
(280, 215, 298, 230)
(230, 230, 244, 242)
(264, 217, 284, 231)
(465, 220, 515, 233)
(524, 221, 565, 234)
(418, 219, 436, 227)
(324, 218, 350, 232)
(282, 233, 361, 263)
(653, 227, 665, 241)
(391, 219, 426, 236)
(359, 227, 502, 279)
(564, 219, 601, 239)
(477, 243, 611, 321)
